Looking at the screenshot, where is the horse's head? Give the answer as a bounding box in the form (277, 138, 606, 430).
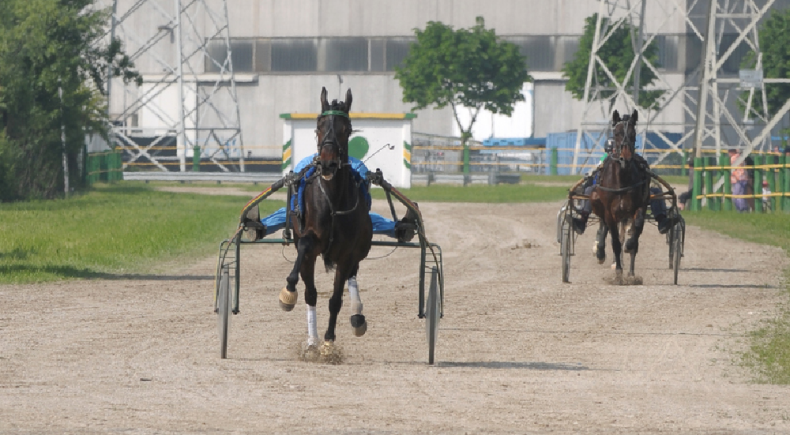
(316, 87, 353, 181)
(611, 109, 638, 169)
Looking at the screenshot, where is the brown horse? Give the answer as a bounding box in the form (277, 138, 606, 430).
(590, 110, 651, 279)
(278, 87, 373, 351)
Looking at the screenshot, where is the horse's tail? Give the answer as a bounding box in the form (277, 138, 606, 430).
(323, 255, 335, 273)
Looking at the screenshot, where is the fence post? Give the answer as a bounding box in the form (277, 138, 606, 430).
(110, 151, 118, 183)
(768, 153, 777, 212)
(704, 157, 715, 210)
(779, 154, 790, 211)
(780, 154, 788, 212)
(462, 141, 470, 176)
(682, 150, 689, 177)
(754, 155, 763, 213)
(192, 145, 201, 172)
(550, 148, 558, 176)
(720, 151, 731, 211)
(692, 157, 703, 211)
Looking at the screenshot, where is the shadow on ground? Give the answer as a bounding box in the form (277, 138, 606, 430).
(437, 361, 589, 371)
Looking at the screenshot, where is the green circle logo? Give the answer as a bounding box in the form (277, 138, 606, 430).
(348, 136, 369, 160)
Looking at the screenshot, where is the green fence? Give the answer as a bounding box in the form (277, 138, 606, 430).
(86, 150, 123, 185)
(691, 152, 790, 213)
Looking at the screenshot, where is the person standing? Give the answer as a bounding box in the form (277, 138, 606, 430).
(729, 149, 749, 212)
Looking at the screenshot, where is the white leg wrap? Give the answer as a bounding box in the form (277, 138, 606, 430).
(307, 305, 318, 346)
(348, 277, 363, 315)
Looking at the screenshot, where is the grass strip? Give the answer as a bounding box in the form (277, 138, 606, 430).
(685, 211, 790, 384)
(371, 183, 569, 203)
(0, 184, 282, 284)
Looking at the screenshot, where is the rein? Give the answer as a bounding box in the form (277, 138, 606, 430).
(313, 107, 359, 259)
(595, 178, 647, 193)
(315, 168, 363, 258)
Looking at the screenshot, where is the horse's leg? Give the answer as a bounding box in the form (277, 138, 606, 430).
(300, 254, 319, 347)
(609, 220, 623, 275)
(626, 208, 647, 277)
(595, 223, 608, 264)
(280, 234, 314, 311)
(324, 262, 354, 343)
(347, 265, 367, 337)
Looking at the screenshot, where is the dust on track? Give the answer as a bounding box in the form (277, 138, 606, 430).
(0, 199, 788, 434)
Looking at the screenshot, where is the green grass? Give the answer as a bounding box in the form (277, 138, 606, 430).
(685, 211, 790, 384)
(371, 183, 568, 203)
(0, 184, 283, 283)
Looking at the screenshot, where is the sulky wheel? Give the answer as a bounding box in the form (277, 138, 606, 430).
(425, 266, 441, 365)
(667, 225, 675, 270)
(561, 214, 572, 283)
(217, 265, 232, 359)
(672, 223, 682, 285)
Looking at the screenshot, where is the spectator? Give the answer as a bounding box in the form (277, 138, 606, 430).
(744, 153, 755, 211)
(729, 149, 749, 212)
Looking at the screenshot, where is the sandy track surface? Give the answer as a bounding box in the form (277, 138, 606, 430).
(1, 200, 788, 434)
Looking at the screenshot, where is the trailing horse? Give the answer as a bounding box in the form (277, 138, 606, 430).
(590, 110, 651, 279)
(279, 87, 373, 352)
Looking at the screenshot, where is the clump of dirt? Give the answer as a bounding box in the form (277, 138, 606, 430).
(297, 341, 343, 365)
(604, 274, 644, 285)
(512, 239, 538, 250)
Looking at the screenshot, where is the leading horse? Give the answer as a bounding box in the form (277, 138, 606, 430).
(590, 110, 651, 279)
(279, 87, 373, 351)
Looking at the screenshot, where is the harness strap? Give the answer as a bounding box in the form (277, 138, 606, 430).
(595, 178, 648, 193)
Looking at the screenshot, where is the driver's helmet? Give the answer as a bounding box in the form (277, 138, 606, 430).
(604, 139, 614, 153)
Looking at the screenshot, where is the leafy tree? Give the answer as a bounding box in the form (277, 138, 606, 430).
(395, 17, 531, 173)
(740, 8, 790, 117)
(0, 0, 140, 201)
(563, 13, 663, 110)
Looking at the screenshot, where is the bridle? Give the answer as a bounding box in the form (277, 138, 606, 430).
(316, 110, 350, 172)
(609, 119, 636, 170)
(313, 109, 361, 257)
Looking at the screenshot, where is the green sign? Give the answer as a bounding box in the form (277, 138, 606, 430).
(349, 136, 369, 160)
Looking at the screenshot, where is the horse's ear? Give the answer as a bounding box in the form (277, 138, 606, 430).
(320, 87, 329, 112)
(612, 110, 621, 125)
(344, 88, 353, 113)
(630, 109, 638, 124)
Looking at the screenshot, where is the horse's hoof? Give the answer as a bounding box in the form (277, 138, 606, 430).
(320, 340, 335, 356)
(597, 255, 606, 265)
(350, 314, 367, 337)
(610, 262, 617, 270)
(279, 287, 297, 311)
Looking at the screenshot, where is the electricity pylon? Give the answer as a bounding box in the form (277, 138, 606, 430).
(101, 0, 244, 172)
(694, 0, 790, 170)
(574, 0, 790, 175)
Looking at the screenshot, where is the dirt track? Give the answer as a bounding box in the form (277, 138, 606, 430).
(1, 199, 789, 434)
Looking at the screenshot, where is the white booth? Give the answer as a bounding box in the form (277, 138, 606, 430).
(280, 113, 415, 188)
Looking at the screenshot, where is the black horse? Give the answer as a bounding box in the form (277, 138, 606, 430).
(590, 110, 651, 279)
(278, 87, 373, 351)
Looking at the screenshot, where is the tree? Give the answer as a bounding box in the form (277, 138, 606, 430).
(0, 0, 140, 201)
(395, 17, 531, 174)
(562, 13, 663, 110)
(740, 8, 790, 117)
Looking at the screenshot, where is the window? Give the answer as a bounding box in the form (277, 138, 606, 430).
(324, 38, 368, 72)
(271, 39, 317, 72)
(386, 39, 413, 71)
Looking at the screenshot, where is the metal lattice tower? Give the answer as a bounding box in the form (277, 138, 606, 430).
(573, 0, 790, 175)
(694, 0, 790, 169)
(103, 0, 244, 172)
